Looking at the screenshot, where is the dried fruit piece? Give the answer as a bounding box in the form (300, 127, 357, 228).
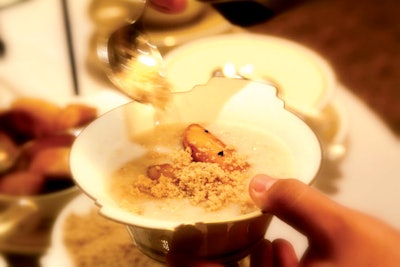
(183, 124, 226, 162)
(147, 163, 174, 180)
(182, 123, 248, 171)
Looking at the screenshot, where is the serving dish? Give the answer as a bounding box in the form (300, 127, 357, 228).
(41, 192, 171, 267)
(69, 78, 321, 263)
(0, 86, 130, 254)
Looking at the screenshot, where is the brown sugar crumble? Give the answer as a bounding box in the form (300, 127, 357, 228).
(63, 208, 251, 266)
(129, 146, 255, 213)
(63, 209, 163, 267)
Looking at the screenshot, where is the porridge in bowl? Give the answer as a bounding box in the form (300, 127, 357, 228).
(110, 122, 296, 222)
(70, 78, 322, 263)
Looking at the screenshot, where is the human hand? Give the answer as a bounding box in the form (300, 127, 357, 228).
(248, 174, 400, 266)
(148, 0, 187, 13)
(169, 175, 400, 266)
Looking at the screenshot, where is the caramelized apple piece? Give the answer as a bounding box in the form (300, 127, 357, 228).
(183, 124, 226, 162)
(182, 123, 230, 165)
(147, 163, 175, 180)
(182, 124, 248, 171)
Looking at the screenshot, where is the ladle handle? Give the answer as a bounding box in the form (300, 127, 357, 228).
(0, 198, 38, 240)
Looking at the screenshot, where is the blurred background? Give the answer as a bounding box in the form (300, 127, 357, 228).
(0, 0, 399, 266)
(249, 0, 400, 136)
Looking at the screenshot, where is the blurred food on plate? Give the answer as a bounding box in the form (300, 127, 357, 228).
(63, 207, 249, 267)
(0, 98, 97, 196)
(64, 208, 165, 267)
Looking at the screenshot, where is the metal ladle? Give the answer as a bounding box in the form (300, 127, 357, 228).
(91, 0, 171, 109)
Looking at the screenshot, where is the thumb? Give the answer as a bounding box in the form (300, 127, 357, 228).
(249, 174, 345, 245)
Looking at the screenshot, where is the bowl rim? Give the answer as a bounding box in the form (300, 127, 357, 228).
(70, 78, 322, 230)
(164, 32, 337, 115)
(0, 185, 80, 202)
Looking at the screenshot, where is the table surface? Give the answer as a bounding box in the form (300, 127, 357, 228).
(1, 0, 399, 266)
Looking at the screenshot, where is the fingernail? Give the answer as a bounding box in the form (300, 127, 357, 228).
(251, 175, 278, 193)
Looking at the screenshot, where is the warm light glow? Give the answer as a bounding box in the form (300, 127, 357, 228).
(164, 36, 177, 47)
(97, 6, 127, 20)
(239, 64, 255, 76)
(222, 63, 237, 78)
(161, 239, 170, 251)
(138, 54, 159, 67)
(0, 151, 7, 162)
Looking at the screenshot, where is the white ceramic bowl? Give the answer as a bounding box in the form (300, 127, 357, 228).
(164, 33, 337, 117)
(70, 78, 322, 263)
(0, 188, 80, 254)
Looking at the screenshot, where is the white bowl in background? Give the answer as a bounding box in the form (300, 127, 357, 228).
(164, 33, 337, 117)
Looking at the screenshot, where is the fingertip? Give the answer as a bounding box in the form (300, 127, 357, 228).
(250, 177, 345, 245)
(250, 174, 278, 193)
(148, 0, 187, 13)
(249, 174, 278, 209)
(272, 238, 295, 253)
(272, 239, 299, 266)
